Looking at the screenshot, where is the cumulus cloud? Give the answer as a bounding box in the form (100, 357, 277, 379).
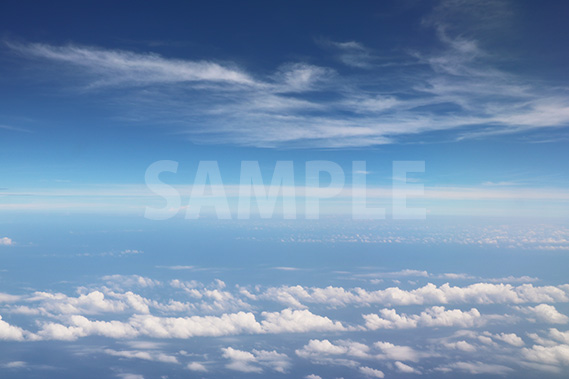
(490, 332, 525, 347)
(27, 290, 134, 316)
(221, 347, 290, 373)
(24, 277, 252, 318)
(260, 308, 346, 333)
(522, 344, 569, 367)
(394, 361, 421, 374)
(127, 312, 263, 339)
(520, 304, 569, 324)
(222, 347, 263, 373)
(364, 306, 484, 330)
(359, 366, 385, 378)
(295, 339, 366, 368)
(296, 338, 430, 373)
(38, 315, 138, 340)
(374, 342, 426, 362)
(0, 315, 27, 341)
(31, 308, 345, 341)
(549, 328, 569, 344)
(296, 339, 351, 359)
(169, 279, 252, 313)
(250, 349, 291, 373)
(0, 237, 13, 246)
(256, 282, 569, 308)
(1, 271, 568, 378)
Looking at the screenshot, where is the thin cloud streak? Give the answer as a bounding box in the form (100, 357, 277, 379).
(5, 25, 569, 148)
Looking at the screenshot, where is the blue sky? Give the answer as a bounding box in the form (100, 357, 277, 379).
(0, 0, 568, 217)
(1, 1, 569, 378)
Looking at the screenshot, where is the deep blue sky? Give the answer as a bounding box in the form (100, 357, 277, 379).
(0, 1, 568, 219)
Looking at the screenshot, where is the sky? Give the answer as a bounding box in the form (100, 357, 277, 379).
(1, 0, 569, 378)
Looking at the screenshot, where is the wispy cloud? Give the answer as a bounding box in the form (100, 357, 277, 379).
(5, 10, 569, 148)
(7, 42, 258, 87)
(0, 124, 31, 133)
(316, 39, 376, 68)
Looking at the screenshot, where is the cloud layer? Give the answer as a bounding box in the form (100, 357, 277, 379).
(1, 271, 569, 377)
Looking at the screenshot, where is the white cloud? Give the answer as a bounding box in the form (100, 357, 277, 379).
(394, 361, 421, 374)
(123, 340, 166, 350)
(38, 315, 138, 340)
(119, 249, 143, 255)
(251, 349, 291, 373)
(186, 362, 208, 372)
(158, 265, 195, 270)
(439, 361, 514, 375)
(28, 290, 131, 315)
(305, 375, 322, 379)
(485, 276, 539, 284)
(437, 273, 476, 280)
(128, 312, 263, 339)
(261, 308, 346, 333)
(360, 269, 429, 279)
(490, 332, 525, 347)
(522, 344, 569, 367)
(116, 374, 144, 379)
(222, 347, 261, 373)
(520, 304, 569, 324)
(32, 308, 345, 341)
(549, 328, 569, 344)
(0, 237, 13, 246)
(0, 293, 21, 303)
(296, 339, 350, 359)
(364, 306, 484, 330)
(419, 306, 483, 327)
(1, 271, 568, 379)
(443, 340, 477, 352)
(169, 279, 251, 313)
(221, 347, 291, 373)
(295, 339, 366, 368)
(359, 366, 385, 378)
(272, 266, 301, 271)
(274, 63, 334, 92)
(258, 282, 569, 308)
(104, 349, 179, 364)
(374, 341, 426, 362)
(0, 315, 27, 341)
(318, 39, 375, 68)
(8, 42, 256, 87)
(0, 361, 27, 369)
(102, 275, 161, 289)
(296, 338, 429, 374)
(364, 308, 418, 329)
